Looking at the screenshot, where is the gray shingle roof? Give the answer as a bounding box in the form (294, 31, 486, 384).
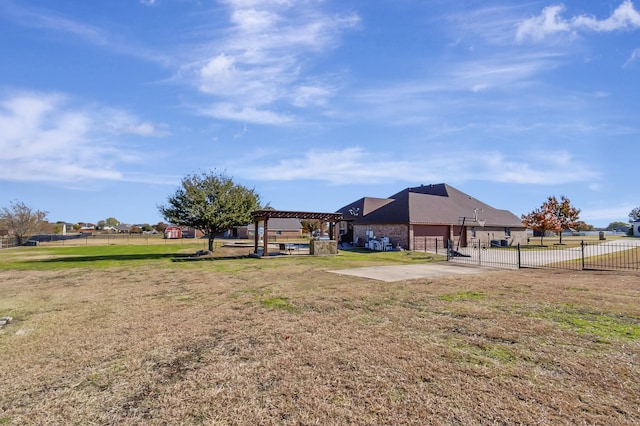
(247, 217, 302, 231)
(337, 184, 524, 228)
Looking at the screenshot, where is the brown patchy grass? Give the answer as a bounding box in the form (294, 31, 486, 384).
(0, 250, 639, 425)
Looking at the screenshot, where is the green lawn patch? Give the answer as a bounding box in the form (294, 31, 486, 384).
(439, 291, 486, 302)
(538, 305, 640, 341)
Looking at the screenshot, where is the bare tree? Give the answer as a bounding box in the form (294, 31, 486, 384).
(0, 201, 48, 246)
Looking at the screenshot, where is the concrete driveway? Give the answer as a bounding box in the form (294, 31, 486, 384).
(328, 262, 500, 282)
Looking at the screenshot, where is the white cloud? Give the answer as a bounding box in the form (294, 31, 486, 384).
(580, 205, 636, 222)
(516, 5, 572, 42)
(0, 91, 167, 183)
(516, 1, 640, 42)
(181, 0, 359, 124)
(2, 2, 170, 64)
(140, 0, 156, 5)
(290, 84, 333, 107)
(229, 147, 599, 186)
(624, 47, 640, 66)
(105, 110, 170, 137)
(573, 0, 640, 32)
(230, 8, 280, 32)
(341, 51, 563, 126)
(198, 103, 293, 125)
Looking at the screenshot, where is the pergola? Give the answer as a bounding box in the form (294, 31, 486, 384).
(251, 210, 343, 256)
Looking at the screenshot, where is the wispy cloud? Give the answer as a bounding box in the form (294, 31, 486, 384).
(516, 1, 640, 42)
(198, 103, 294, 125)
(228, 147, 599, 186)
(0, 91, 168, 184)
(445, 3, 532, 46)
(342, 50, 563, 126)
(181, 0, 359, 125)
(580, 204, 636, 222)
(0, 1, 170, 64)
(624, 47, 640, 66)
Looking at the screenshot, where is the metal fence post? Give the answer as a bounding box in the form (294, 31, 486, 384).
(517, 243, 521, 269)
(581, 241, 585, 270)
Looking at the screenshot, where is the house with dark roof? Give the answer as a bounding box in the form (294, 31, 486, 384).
(336, 184, 527, 250)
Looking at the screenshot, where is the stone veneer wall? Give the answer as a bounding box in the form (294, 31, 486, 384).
(310, 240, 338, 255)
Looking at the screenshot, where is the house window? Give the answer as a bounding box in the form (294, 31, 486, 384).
(276, 231, 282, 235)
(471, 227, 476, 238)
(505, 227, 511, 237)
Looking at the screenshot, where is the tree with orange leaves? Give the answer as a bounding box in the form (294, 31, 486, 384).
(521, 195, 580, 245)
(555, 195, 581, 244)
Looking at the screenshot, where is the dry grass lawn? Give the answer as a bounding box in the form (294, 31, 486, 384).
(0, 246, 639, 425)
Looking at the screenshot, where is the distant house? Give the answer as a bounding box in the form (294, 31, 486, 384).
(116, 224, 132, 233)
(164, 226, 183, 239)
(180, 227, 205, 238)
(336, 184, 527, 250)
(240, 218, 303, 240)
(163, 226, 204, 239)
(78, 223, 96, 234)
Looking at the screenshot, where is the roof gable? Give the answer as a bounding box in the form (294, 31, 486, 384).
(339, 184, 523, 227)
(389, 183, 449, 198)
(336, 197, 394, 220)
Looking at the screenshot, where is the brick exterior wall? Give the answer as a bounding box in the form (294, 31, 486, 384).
(353, 224, 409, 249)
(467, 226, 527, 246)
(353, 223, 528, 250)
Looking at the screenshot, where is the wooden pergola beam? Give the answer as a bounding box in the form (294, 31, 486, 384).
(251, 210, 343, 257)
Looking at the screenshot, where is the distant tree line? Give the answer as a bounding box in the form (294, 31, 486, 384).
(3, 190, 638, 248)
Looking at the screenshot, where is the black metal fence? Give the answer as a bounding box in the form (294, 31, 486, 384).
(446, 240, 640, 272)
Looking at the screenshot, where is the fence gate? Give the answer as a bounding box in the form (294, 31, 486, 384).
(447, 239, 519, 269)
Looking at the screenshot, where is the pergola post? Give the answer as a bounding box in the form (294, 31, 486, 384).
(253, 218, 260, 255)
(262, 217, 269, 257)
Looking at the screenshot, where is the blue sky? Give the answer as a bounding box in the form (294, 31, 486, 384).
(1, 0, 638, 227)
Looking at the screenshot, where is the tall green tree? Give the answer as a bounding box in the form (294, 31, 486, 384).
(574, 221, 594, 232)
(105, 217, 119, 227)
(301, 219, 322, 237)
(606, 221, 629, 232)
(158, 171, 261, 251)
(0, 201, 48, 246)
(629, 207, 640, 223)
